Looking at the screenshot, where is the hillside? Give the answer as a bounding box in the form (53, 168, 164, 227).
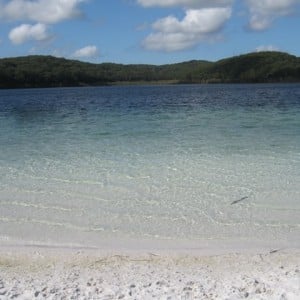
(203, 52, 300, 83)
(0, 52, 299, 88)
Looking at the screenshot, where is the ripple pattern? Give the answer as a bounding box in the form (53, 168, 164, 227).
(0, 84, 299, 248)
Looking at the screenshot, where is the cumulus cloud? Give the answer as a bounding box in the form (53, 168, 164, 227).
(9, 23, 49, 44)
(143, 7, 231, 51)
(153, 8, 231, 34)
(138, 0, 233, 52)
(137, 0, 233, 8)
(73, 45, 99, 58)
(138, 0, 300, 52)
(256, 45, 280, 52)
(246, 0, 300, 31)
(0, 0, 86, 24)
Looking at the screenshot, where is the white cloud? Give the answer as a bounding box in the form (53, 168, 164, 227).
(73, 45, 99, 58)
(0, 0, 86, 24)
(256, 45, 280, 52)
(153, 8, 231, 34)
(248, 14, 271, 31)
(9, 23, 49, 44)
(246, 0, 300, 31)
(137, 0, 233, 8)
(143, 7, 231, 51)
(138, 0, 233, 52)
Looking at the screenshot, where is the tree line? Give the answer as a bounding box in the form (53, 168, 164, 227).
(0, 51, 299, 88)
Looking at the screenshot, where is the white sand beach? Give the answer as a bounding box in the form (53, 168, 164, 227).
(0, 246, 299, 300)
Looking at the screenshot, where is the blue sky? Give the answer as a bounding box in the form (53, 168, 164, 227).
(0, 0, 299, 64)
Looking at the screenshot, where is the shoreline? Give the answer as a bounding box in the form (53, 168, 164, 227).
(1, 234, 299, 256)
(0, 244, 299, 299)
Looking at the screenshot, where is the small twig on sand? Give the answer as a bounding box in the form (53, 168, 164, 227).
(231, 196, 249, 205)
(130, 259, 153, 262)
(269, 248, 283, 254)
(111, 255, 129, 261)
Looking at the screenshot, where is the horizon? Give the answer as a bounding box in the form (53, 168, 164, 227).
(1, 50, 297, 67)
(0, 1, 300, 65)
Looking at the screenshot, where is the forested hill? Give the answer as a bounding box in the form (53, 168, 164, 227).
(0, 51, 299, 88)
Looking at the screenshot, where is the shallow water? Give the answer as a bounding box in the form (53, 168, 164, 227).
(0, 84, 299, 248)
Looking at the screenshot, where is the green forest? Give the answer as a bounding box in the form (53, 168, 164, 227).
(0, 51, 299, 88)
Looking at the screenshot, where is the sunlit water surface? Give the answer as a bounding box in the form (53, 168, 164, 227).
(0, 84, 299, 249)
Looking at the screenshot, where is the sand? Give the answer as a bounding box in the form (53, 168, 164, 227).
(0, 246, 299, 300)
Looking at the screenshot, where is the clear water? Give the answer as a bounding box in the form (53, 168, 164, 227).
(0, 84, 299, 248)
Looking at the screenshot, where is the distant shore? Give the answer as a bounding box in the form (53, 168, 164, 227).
(1, 51, 299, 89)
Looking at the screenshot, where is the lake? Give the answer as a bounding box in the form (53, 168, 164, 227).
(0, 84, 299, 250)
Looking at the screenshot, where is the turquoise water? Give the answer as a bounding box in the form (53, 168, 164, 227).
(0, 84, 299, 248)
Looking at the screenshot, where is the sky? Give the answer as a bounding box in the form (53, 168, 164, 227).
(0, 0, 299, 65)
